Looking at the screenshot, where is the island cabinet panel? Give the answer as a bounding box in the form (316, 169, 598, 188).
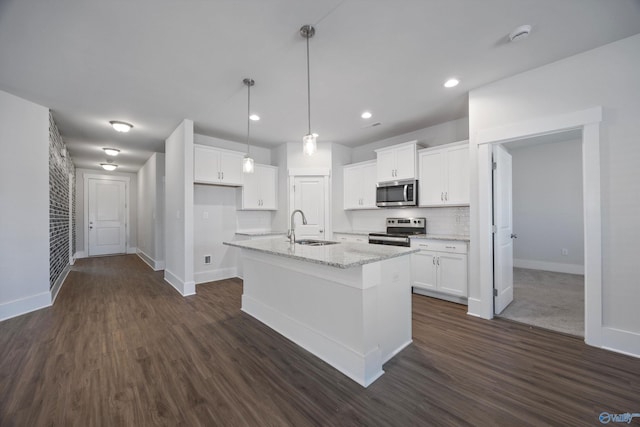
(239, 164, 278, 210)
(375, 140, 417, 183)
(194, 144, 244, 186)
(418, 141, 469, 206)
(411, 239, 468, 303)
(235, 246, 414, 388)
(343, 161, 377, 210)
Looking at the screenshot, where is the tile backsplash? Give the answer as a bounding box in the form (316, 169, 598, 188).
(346, 206, 469, 236)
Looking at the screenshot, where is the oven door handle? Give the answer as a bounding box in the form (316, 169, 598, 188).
(403, 184, 408, 202)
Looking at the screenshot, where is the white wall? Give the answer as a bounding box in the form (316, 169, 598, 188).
(193, 185, 240, 283)
(330, 143, 352, 235)
(137, 152, 165, 270)
(0, 90, 50, 320)
(164, 120, 195, 295)
(75, 168, 138, 257)
(469, 34, 640, 353)
(511, 138, 583, 273)
(351, 117, 468, 162)
(272, 144, 289, 232)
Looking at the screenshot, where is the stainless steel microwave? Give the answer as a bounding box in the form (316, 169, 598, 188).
(376, 179, 418, 207)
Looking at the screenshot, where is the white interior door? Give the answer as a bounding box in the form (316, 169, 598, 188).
(88, 179, 126, 256)
(292, 176, 325, 240)
(493, 144, 514, 314)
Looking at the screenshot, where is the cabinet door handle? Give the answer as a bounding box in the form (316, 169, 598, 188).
(218, 172, 221, 179)
(445, 246, 456, 249)
(432, 257, 436, 265)
(222, 172, 224, 180)
(437, 257, 440, 266)
(445, 192, 448, 201)
(441, 192, 444, 201)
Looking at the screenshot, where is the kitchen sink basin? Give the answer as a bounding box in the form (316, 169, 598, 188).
(295, 239, 339, 246)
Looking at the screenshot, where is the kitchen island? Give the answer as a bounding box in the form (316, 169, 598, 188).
(223, 238, 418, 387)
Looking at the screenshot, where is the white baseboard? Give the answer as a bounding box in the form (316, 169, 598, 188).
(412, 287, 468, 305)
(514, 258, 584, 275)
(50, 266, 71, 304)
(127, 246, 137, 254)
(164, 269, 196, 296)
(194, 267, 238, 284)
(467, 297, 493, 319)
(0, 291, 51, 322)
(74, 250, 87, 259)
(136, 250, 165, 271)
(601, 327, 640, 358)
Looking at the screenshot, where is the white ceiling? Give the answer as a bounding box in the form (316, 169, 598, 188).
(1, 0, 639, 173)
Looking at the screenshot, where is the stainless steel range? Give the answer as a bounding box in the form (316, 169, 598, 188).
(368, 218, 426, 247)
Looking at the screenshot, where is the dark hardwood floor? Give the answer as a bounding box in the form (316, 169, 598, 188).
(1, 255, 638, 426)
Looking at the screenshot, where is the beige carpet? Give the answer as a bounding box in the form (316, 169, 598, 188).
(498, 267, 584, 337)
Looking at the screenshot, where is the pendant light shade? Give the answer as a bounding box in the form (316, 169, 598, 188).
(243, 78, 255, 173)
(300, 25, 317, 156)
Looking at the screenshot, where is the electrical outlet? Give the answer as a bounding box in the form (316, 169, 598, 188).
(203, 211, 209, 219)
(561, 248, 569, 256)
(204, 255, 211, 264)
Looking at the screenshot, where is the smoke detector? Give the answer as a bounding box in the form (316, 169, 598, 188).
(509, 25, 532, 42)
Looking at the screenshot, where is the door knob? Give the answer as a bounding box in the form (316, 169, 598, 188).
(511, 233, 518, 239)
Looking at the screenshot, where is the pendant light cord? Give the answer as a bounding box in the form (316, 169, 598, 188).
(246, 81, 251, 155)
(306, 33, 311, 135)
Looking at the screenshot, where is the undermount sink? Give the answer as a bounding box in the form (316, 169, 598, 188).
(295, 239, 340, 246)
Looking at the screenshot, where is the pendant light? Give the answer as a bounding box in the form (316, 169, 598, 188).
(242, 78, 255, 174)
(300, 24, 317, 156)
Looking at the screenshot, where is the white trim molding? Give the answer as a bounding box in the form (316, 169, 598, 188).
(288, 167, 330, 177)
(0, 292, 51, 322)
(50, 265, 71, 303)
(194, 267, 238, 284)
(514, 259, 584, 275)
(136, 250, 165, 271)
(164, 269, 196, 296)
(470, 106, 603, 349)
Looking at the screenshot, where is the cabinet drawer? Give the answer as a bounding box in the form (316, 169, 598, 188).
(410, 239, 467, 254)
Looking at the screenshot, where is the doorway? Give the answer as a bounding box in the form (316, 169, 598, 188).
(288, 173, 330, 240)
(474, 106, 602, 347)
(84, 175, 129, 256)
(493, 131, 585, 336)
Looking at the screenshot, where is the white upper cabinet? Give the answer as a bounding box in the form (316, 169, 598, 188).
(194, 144, 244, 186)
(375, 140, 417, 183)
(343, 161, 377, 210)
(418, 141, 469, 206)
(239, 164, 278, 210)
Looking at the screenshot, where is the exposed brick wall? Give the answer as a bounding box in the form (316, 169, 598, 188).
(49, 112, 75, 290)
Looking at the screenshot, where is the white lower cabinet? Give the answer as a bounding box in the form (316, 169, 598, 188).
(411, 239, 468, 299)
(334, 233, 368, 243)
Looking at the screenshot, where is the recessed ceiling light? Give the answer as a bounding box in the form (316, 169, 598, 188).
(249, 114, 260, 121)
(444, 78, 460, 88)
(101, 163, 118, 171)
(103, 148, 120, 156)
(109, 120, 133, 132)
(361, 111, 372, 119)
(509, 25, 532, 42)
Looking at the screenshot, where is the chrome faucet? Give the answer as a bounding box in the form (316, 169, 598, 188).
(288, 209, 308, 244)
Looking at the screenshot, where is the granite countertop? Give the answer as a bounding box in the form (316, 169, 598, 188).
(333, 230, 384, 236)
(411, 234, 470, 242)
(234, 230, 287, 236)
(224, 238, 418, 269)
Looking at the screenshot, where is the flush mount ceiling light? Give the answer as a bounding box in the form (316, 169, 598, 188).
(444, 78, 460, 88)
(509, 25, 532, 42)
(361, 111, 372, 119)
(300, 24, 317, 156)
(109, 120, 133, 133)
(103, 148, 120, 156)
(249, 114, 260, 121)
(101, 163, 118, 171)
(242, 78, 255, 174)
